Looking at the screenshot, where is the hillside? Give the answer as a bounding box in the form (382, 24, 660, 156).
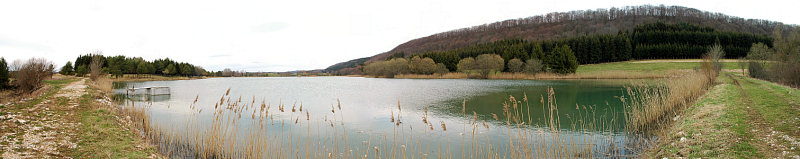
(326, 5, 795, 74)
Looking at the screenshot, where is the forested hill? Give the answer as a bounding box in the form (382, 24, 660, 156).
(326, 5, 795, 74)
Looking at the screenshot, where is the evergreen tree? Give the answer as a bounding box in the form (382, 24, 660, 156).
(164, 64, 177, 75)
(545, 45, 578, 74)
(75, 65, 88, 77)
(0, 57, 9, 89)
(59, 61, 73, 75)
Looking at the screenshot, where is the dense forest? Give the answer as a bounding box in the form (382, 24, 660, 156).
(61, 54, 207, 77)
(327, 5, 795, 75)
(408, 22, 770, 73)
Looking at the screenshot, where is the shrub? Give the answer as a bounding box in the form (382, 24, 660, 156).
(456, 57, 475, 73)
(363, 58, 409, 78)
(11, 58, 54, 92)
(507, 58, 524, 73)
(748, 61, 770, 79)
(435, 63, 449, 74)
(524, 59, 544, 74)
(474, 54, 504, 78)
(409, 56, 438, 75)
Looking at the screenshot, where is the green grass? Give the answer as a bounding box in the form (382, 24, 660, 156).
(720, 76, 762, 158)
(731, 74, 800, 137)
(653, 74, 766, 158)
(577, 61, 741, 73)
(71, 93, 156, 158)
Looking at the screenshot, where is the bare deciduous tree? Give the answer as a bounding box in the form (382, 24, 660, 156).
(12, 58, 54, 93)
(89, 54, 104, 81)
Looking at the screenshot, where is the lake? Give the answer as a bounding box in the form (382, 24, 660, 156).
(113, 76, 646, 158)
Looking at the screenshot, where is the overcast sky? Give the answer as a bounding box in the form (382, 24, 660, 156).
(1, 0, 797, 72)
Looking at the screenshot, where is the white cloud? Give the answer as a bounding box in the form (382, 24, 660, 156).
(0, 0, 797, 72)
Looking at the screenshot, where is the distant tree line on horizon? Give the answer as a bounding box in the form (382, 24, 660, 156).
(58, 52, 208, 78)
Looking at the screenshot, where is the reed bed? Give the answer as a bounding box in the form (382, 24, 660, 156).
(623, 70, 713, 134)
(90, 76, 113, 93)
(109, 70, 715, 158)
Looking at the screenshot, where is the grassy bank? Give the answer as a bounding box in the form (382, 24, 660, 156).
(72, 78, 159, 158)
(650, 73, 800, 158)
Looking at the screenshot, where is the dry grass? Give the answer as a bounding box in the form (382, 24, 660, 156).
(89, 76, 113, 93)
(623, 71, 712, 133)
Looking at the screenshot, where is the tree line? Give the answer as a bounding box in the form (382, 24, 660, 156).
(60, 53, 208, 77)
(364, 44, 576, 78)
(632, 22, 772, 59)
(415, 33, 624, 74)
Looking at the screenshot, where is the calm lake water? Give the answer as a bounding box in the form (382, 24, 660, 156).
(113, 76, 644, 157)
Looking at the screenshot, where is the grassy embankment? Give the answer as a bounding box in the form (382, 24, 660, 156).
(395, 59, 744, 79)
(74, 77, 159, 158)
(650, 73, 800, 158)
(0, 76, 158, 158)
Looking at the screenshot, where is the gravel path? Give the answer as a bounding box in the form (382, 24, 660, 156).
(1, 79, 85, 158)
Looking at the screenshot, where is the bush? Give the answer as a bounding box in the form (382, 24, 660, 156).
(11, 58, 54, 92)
(409, 56, 438, 75)
(474, 54, 504, 78)
(507, 58, 524, 73)
(435, 63, 449, 74)
(748, 61, 770, 79)
(363, 58, 409, 78)
(524, 59, 544, 74)
(544, 45, 578, 74)
(456, 57, 475, 72)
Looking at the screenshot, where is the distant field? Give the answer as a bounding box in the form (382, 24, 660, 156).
(577, 59, 743, 74)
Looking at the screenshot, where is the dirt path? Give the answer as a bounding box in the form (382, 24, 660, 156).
(730, 75, 800, 158)
(652, 74, 800, 158)
(1, 78, 84, 158)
